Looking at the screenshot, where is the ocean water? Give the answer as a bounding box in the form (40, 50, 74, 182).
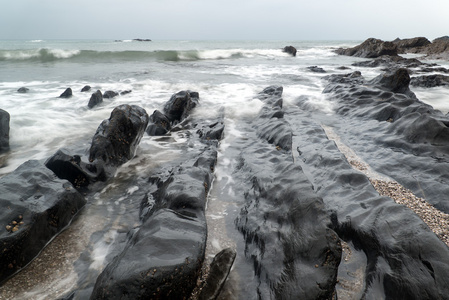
(1, 39, 449, 299)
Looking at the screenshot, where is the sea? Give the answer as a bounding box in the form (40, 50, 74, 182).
(1, 39, 449, 299)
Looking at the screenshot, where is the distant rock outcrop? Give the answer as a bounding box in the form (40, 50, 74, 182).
(88, 90, 103, 109)
(17, 87, 29, 93)
(335, 38, 398, 58)
(282, 45, 297, 56)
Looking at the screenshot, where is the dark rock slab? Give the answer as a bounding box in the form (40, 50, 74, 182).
(410, 74, 449, 87)
(0, 109, 10, 152)
(0, 160, 85, 284)
(368, 68, 412, 95)
(59, 88, 73, 98)
(89, 104, 149, 168)
(285, 108, 449, 299)
(88, 90, 103, 109)
(335, 38, 398, 58)
(103, 91, 119, 99)
(81, 85, 91, 92)
(282, 45, 297, 56)
(198, 248, 236, 300)
(352, 55, 424, 69)
(17, 87, 29, 93)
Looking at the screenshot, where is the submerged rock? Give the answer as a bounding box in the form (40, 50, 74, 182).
(145, 110, 172, 136)
(59, 88, 73, 98)
(0, 109, 10, 152)
(307, 65, 326, 73)
(17, 87, 29, 93)
(335, 38, 398, 58)
(0, 160, 85, 284)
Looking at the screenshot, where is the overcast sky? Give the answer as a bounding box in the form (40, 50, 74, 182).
(1, 0, 448, 41)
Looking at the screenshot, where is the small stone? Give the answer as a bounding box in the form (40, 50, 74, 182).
(12, 226, 19, 232)
(5, 225, 12, 231)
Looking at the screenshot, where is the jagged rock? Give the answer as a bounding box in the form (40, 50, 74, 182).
(410, 74, 449, 87)
(352, 55, 424, 69)
(81, 85, 91, 92)
(0, 109, 10, 152)
(59, 88, 73, 98)
(89, 104, 149, 168)
(282, 46, 297, 56)
(17, 87, 29, 93)
(0, 160, 85, 284)
(103, 91, 119, 99)
(88, 90, 103, 109)
(199, 248, 236, 300)
(163, 90, 199, 123)
(393, 37, 431, 53)
(369, 68, 412, 95)
(335, 38, 398, 58)
(145, 110, 172, 136)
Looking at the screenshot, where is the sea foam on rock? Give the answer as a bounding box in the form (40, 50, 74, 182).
(90, 91, 223, 299)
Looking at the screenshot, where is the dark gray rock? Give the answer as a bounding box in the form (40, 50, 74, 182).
(88, 90, 103, 109)
(282, 45, 297, 56)
(103, 91, 119, 99)
(81, 85, 91, 92)
(59, 88, 73, 98)
(410, 74, 449, 87)
(369, 68, 412, 95)
(199, 248, 236, 300)
(17, 87, 29, 93)
(89, 104, 149, 169)
(307, 65, 326, 73)
(335, 38, 398, 58)
(352, 55, 424, 69)
(0, 160, 85, 284)
(0, 109, 10, 152)
(163, 90, 199, 123)
(120, 90, 132, 96)
(393, 37, 431, 53)
(145, 110, 172, 136)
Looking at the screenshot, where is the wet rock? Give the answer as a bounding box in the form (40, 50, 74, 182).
(89, 104, 149, 169)
(133, 39, 152, 42)
(120, 90, 132, 96)
(17, 87, 29, 93)
(163, 90, 199, 123)
(369, 68, 412, 95)
(45, 149, 106, 189)
(0, 109, 10, 152)
(352, 55, 424, 69)
(87, 90, 103, 109)
(393, 37, 431, 53)
(234, 113, 342, 299)
(145, 110, 172, 136)
(0, 160, 85, 284)
(307, 66, 326, 73)
(91, 136, 221, 300)
(103, 91, 119, 99)
(59, 88, 73, 98)
(335, 38, 398, 58)
(198, 248, 236, 300)
(81, 85, 91, 92)
(410, 74, 449, 87)
(282, 45, 297, 56)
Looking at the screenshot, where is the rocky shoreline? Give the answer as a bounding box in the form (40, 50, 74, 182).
(1, 37, 449, 299)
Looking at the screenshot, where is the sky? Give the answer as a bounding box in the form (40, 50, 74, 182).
(1, 0, 448, 41)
